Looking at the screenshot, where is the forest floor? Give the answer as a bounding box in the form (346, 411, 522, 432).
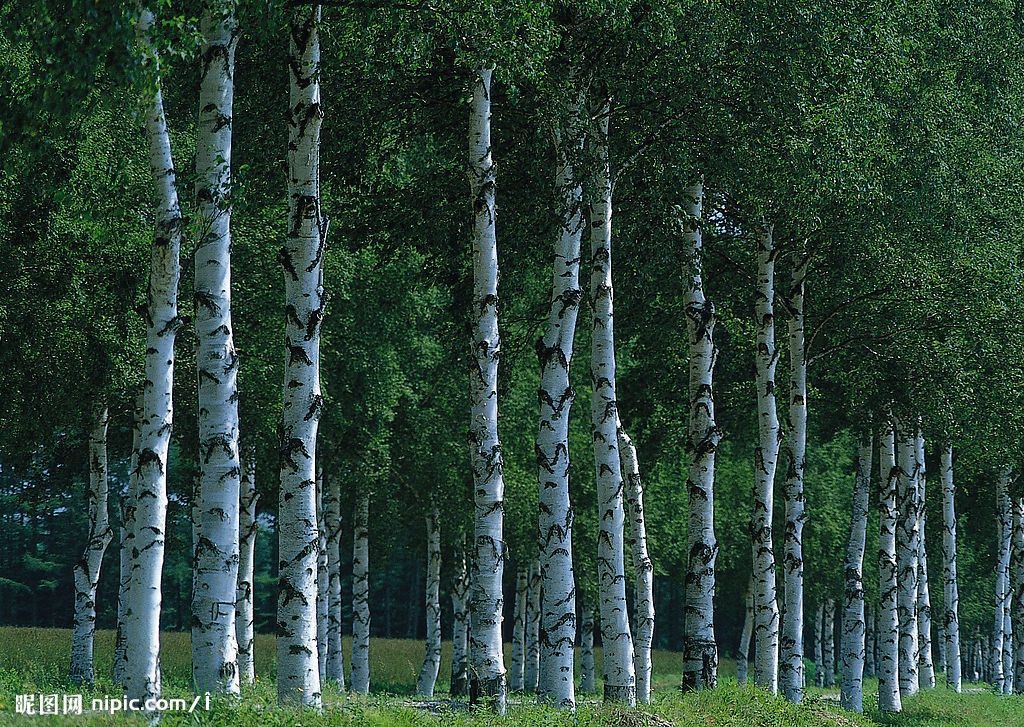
(0, 627, 1021, 726)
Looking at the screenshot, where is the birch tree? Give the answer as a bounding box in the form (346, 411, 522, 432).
(993, 467, 1013, 694)
(588, 94, 634, 706)
(276, 2, 326, 707)
(69, 403, 112, 685)
(679, 181, 719, 691)
(1012, 494, 1024, 694)
(113, 395, 141, 687)
(123, 6, 186, 705)
(781, 249, 808, 703)
(840, 436, 872, 712)
(450, 544, 470, 697)
(940, 445, 961, 692)
(878, 420, 902, 712)
(316, 469, 329, 683)
(466, 66, 507, 712)
(895, 424, 920, 697)
(351, 491, 370, 694)
(525, 559, 541, 694)
(510, 567, 527, 692)
(751, 223, 781, 694)
(618, 420, 653, 703)
(823, 598, 835, 687)
(580, 605, 597, 694)
(416, 506, 442, 697)
(535, 92, 585, 711)
(191, 0, 241, 696)
(814, 602, 824, 687)
(915, 432, 934, 689)
(236, 453, 258, 685)
(737, 575, 754, 685)
(325, 472, 344, 687)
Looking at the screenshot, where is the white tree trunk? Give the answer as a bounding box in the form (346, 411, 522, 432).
(737, 574, 754, 685)
(814, 602, 824, 687)
(916, 431, 935, 689)
(325, 472, 344, 687)
(573, 604, 592, 695)
(351, 491, 370, 694)
(940, 445, 961, 692)
(840, 436, 872, 712)
(124, 7, 185, 704)
(878, 419, 902, 712)
(509, 566, 527, 692)
(316, 468, 329, 683)
(450, 544, 470, 697)
(535, 96, 584, 711)
(1012, 495, 1024, 693)
(865, 603, 876, 678)
(588, 96, 635, 707)
(618, 419, 653, 704)
(466, 67, 507, 714)
(993, 466, 1013, 695)
(823, 598, 835, 687)
(191, 0, 241, 697)
(524, 559, 541, 694)
(1003, 579, 1013, 695)
(896, 423, 920, 697)
(70, 404, 112, 685)
(679, 181, 719, 691)
(236, 452, 258, 685)
(781, 250, 808, 704)
(417, 507, 442, 697)
(752, 224, 781, 694)
(114, 394, 142, 686)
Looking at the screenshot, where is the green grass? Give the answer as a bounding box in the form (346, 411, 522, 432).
(0, 627, 1020, 726)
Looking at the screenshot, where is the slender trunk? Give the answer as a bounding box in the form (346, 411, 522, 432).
(840, 436, 872, 712)
(114, 394, 142, 686)
(70, 404, 112, 685)
(941, 445, 961, 692)
(737, 574, 755, 685)
(680, 181, 719, 691)
(466, 67, 507, 714)
(973, 634, 982, 682)
(417, 507, 442, 697)
(618, 419, 653, 704)
(916, 432, 935, 689)
(192, 0, 241, 697)
(276, 1, 326, 708)
(524, 559, 541, 694)
(588, 95, 635, 706)
(865, 603, 876, 678)
(581, 604, 597, 694)
(535, 94, 585, 711)
(814, 602, 824, 687)
(896, 423, 920, 697)
(1003, 577, 1013, 694)
(325, 472, 344, 687)
(316, 468, 329, 683)
(351, 491, 370, 694)
(124, 7, 185, 704)
(236, 451, 258, 685)
(878, 419, 902, 712)
(781, 249, 808, 703)
(993, 467, 1013, 694)
(509, 566, 527, 692)
(752, 223, 781, 694)
(1012, 495, 1024, 693)
(450, 544, 470, 697)
(823, 598, 835, 687)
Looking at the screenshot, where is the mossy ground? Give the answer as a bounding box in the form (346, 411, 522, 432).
(0, 627, 1020, 726)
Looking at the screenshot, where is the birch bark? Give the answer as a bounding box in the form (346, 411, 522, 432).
(325, 472, 344, 686)
(840, 436, 872, 712)
(752, 224, 781, 694)
(466, 67, 507, 713)
(679, 181, 719, 691)
(895, 424, 920, 697)
(316, 468, 329, 683)
(781, 250, 808, 704)
(581, 604, 597, 694)
(70, 404, 112, 685)
(114, 394, 142, 686)
(618, 420, 653, 704)
(525, 559, 541, 693)
(865, 603, 876, 678)
(509, 566, 527, 692)
(737, 574, 754, 685)
(535, 95, 584, 711)
(451, 544, 470, 697)
(191, 0, 241, 696)
(878, 420, 902, 712)
(993, 467, 1013, 695)
(276, 2, 326, 707)
(1012, 496, 1024, 693)
(915, 432, 935, 689)
(814, 602, 824, 687)
(417, 507, 442, 697)
(823, 598, 835, 687)
(236, 452, 258, 685)
(124, 6, 185, 704)
(940, 445, 961, 692)
(351, 491, 370, 694)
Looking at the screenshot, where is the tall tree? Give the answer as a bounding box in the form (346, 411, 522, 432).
(940, 445, 961, 692)
(878, 420, 902, 712)
(840, 436, 872, 712)
(416, 505, 442, 697)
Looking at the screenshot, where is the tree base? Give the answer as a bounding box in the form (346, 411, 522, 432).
(469, 673, 507, 714)
(450, 672, 468, 697)
(603, 684, 636, 706)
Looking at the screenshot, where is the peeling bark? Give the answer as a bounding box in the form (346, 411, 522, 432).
(877, 420, 902, 712)
(417, 507, 442, 697)
(940, 445, 961, 692)
(840, 436, 872, 712)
